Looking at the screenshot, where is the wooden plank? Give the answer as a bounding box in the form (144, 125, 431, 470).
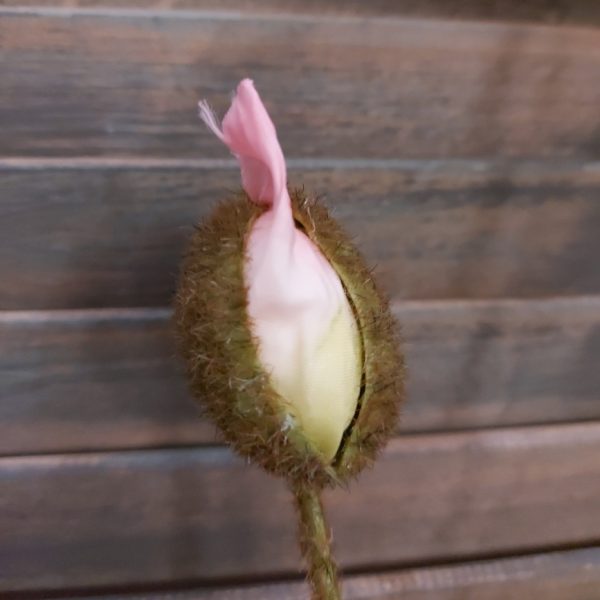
(3, 0, 600, 29)
(2, 160, 600, 309)
(401, 296, 600, 432)
(57, 548, 600, 600)
(0, 10, 599, 159)
(1, 423, 599, 593)
(0, 307, 218, 455)
(2, 296, 599, 456)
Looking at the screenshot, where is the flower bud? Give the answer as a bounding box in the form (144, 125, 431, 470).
(176, 80, 404, 486)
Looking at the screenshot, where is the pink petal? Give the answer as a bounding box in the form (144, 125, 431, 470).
(199, 79, 290, 221)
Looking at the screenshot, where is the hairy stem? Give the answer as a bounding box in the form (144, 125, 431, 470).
(292, 481, 341, 600)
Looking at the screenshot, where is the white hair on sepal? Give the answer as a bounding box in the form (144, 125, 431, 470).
(198, 100, 225, 141)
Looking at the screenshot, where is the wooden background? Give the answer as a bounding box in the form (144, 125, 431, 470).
(1, 1, 600, 598)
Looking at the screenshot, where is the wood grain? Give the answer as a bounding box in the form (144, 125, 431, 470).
(0, 10, 599, 159)
(2, 296, 599, 456)
(1, 5, 598, 599)
(0, 307, 217, 455)
(1, 423, 599, 593)
(4, 1, 600, 28)
(2, 160, 600, 309)
(58, 547, 600, 600)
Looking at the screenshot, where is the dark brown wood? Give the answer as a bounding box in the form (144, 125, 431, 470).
(4, 0, 600, 28)
(0, 10, 599, 159)
(401, 296, 600, 432)
(2, 160, 600, 309)
(1, 423, 599, 593)
(59, 547, 600, 599)
(0, 308, 218, 455)
(1, 6, 597, 600)
(2, 296, 599, 456)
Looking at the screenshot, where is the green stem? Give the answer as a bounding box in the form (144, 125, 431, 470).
(292, 480, 341, 600)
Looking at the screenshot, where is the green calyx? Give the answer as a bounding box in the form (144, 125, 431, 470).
(175, 188, 404, 487)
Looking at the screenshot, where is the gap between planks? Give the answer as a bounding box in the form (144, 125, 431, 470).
(1, 156, 600, 174)
(1, 294, 599, 323)
(2, 419, 600, 464)
(6, 545, 600, 600)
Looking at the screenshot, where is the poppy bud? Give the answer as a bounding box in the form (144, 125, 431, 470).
(175, 79, 403, 487)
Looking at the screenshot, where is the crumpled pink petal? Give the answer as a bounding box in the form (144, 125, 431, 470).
(199, 80, 290, 219)
(199, 79, 361, 460)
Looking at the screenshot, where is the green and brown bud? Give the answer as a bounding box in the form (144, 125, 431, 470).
(175, 186, 404, 487)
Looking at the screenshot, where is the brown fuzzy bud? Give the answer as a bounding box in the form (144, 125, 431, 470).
(175, 188, 404, 487)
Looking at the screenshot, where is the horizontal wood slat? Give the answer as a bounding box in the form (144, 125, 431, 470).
(2, 160, 600, 309)
(58, 547, 600, 600)
(3, 2, 600, 28)
(2, 296, 599, 456)
(1, 423, 599, 593)
(0, 11, 599, 159)
(2, 7, 598, 600)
